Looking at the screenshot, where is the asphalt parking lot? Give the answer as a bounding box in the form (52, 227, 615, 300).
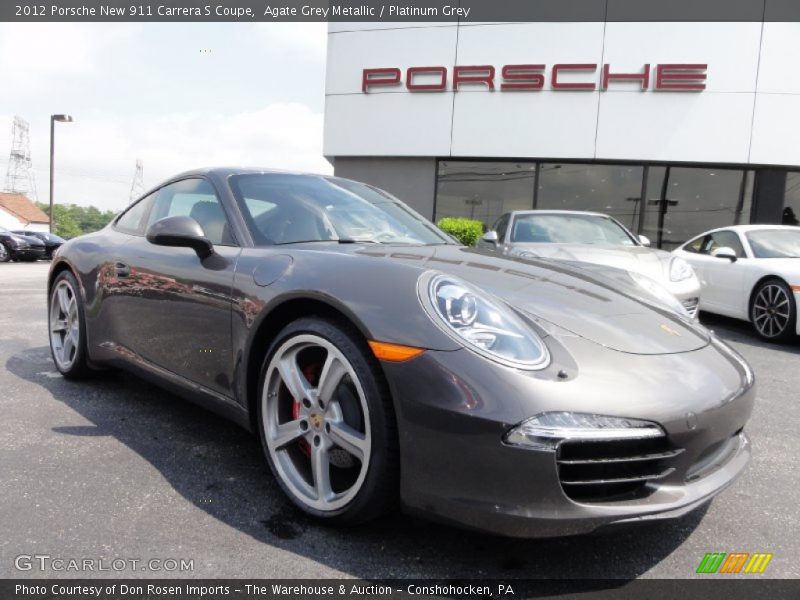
(1, 260, 798, 580)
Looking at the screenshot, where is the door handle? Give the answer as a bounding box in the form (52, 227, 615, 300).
(114, 262, 131, 277)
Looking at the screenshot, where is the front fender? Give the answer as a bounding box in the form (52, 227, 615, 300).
(234, 248, 462, 353)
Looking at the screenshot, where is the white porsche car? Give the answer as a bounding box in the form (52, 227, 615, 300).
(674, 225, 800, 341)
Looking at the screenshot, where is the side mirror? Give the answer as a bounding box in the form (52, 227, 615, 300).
(481, 230, 499, 245)
(638, 235, 651, 247)
(146, 216, 214, 259)
(711, 247, 737, 262)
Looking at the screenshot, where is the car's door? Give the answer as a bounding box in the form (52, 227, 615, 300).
(113, 178, 241, 397)
(691, 230, 748, 316)
(97, 189, 160, 350)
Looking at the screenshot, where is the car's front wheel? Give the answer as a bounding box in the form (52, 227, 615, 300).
(48, 270, 92, 378)
(257, 317, 398, 524)
(0, 243, 10, 263)
(750, 278, 796, 342)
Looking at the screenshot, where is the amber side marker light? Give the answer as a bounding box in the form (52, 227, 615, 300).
(791, 285, 800, 292)
(368, 340, 425, 362)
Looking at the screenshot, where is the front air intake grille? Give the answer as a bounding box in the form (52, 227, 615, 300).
(686, 429, 744, 483)
(682, 297, 700, 318)
(557, 436, 684, 502)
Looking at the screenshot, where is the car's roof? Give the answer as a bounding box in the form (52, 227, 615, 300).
(511, 209, 610, 218)
(142, 168, 345, 201)
(167, 167, 332, 180)
(691, 224, 800, 237)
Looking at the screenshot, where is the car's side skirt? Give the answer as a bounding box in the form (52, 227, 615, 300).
(96, 341, 252, 431)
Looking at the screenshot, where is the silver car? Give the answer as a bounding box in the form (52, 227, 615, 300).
(480, 210, 701, 318)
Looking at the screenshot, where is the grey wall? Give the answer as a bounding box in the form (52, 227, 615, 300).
(332, 157, 437, 220)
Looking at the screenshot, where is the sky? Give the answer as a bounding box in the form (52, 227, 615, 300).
(0, 22, 330, 211)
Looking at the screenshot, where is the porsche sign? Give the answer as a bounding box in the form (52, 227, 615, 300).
(362, 64, 708, 92)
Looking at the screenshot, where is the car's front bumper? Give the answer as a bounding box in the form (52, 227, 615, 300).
(664, 277, 702, 319)
(44, 244, 62, 259)
(381, 333, 754, 538)
(793, 287, 800, 336)
(11, 246, 46, 260)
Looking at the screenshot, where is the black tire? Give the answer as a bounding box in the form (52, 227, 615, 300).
(0, 244, 10, 263)
(48, 270, 93, 379)
(256, 317, 399, 525)
(750, 278, 796, 342)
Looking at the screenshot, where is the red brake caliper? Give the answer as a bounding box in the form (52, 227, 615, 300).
(293, 363, 318, 456)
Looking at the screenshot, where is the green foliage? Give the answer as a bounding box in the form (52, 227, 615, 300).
(37, 202, 117, 240)
(437, 217, 484, 247)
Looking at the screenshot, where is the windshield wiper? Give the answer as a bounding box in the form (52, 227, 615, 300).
(274, 238, 382, 245)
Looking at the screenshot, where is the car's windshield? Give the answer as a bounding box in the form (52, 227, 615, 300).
(229, 174, 452, 246)
(746, 229, 800, 258)
(510, 213, 637, 245)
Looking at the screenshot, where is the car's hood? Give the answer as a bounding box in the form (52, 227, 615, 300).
(344, 244, 709, 355)
(13, 234, 44, 246)
(508, 243, 669, 282)
(3, 233, 31, 245)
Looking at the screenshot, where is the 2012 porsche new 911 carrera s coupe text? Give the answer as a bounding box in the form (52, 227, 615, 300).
(48, 168, 755, 537)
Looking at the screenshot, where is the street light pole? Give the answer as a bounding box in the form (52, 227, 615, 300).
(49, 114, 73, 233)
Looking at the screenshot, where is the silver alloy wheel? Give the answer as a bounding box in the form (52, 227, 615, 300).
(262, 334, 372, 512)
(0, 244, 7, 261)
(49, 279, 80, 370)
(752, 283, 792, 338)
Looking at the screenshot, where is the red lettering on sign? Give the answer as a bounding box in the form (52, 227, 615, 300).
(453, 65, 496, 91)
(602, 64, 651, 90)
(406, 66, 448, 91)
(654, 64, 707, 91)
(500, 64, 546, 91)
(361, 68, 401, 92)
(551, 64, 597, 90)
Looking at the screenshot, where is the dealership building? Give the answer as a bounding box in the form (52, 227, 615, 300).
(324, 8, 800, 249)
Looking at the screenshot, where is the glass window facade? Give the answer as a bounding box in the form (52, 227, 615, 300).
(650, 167, 752, 250)
(435, 161, 536, 230)
(784, 172, 800, 226)
(537, 164, 644, 232)
(435, 160, 756, 250)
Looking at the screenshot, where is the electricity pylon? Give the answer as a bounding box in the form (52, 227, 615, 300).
(129, 159, 144, 202)
(4, 116, 38, 200)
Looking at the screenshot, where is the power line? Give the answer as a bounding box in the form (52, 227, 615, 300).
(0, 161, 130, 185)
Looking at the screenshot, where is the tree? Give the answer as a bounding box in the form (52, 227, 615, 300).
(37, 202, 117, 239)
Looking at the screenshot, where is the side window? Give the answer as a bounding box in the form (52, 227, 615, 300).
(493, 214, 510, 242)
(705, 231, 745, 257)
(147, 179, 235, 246)
(683, 235, 706, 254)
(115, 191, 158, 236)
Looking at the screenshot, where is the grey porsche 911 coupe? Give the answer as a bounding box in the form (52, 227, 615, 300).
(48, 168, 754, 537)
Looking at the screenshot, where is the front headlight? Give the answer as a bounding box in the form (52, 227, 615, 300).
(504, 412, 664, 450)
(629, 272, 689, 318)
(669, 257, 695, 282)
(419, 273, 549, 370)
